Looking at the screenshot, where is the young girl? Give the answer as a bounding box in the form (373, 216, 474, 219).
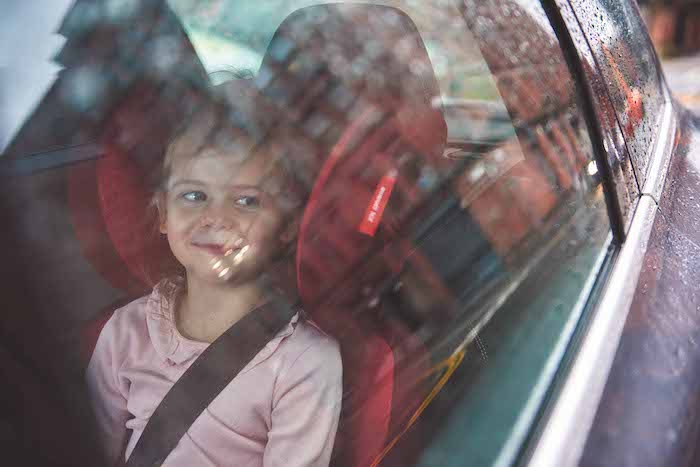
(86, 80, 343, 467)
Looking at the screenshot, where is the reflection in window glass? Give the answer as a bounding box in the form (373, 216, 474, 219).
(568, 0, 665, 186)
(3, 1, 614, 466)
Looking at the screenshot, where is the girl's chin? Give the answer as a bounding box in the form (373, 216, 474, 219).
(188, 264, 250, 286)
(181, 254, 266, 286)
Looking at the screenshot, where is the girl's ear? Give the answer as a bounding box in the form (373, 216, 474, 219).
(156, 193, 168, 234)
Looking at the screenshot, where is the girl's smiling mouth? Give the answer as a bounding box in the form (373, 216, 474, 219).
(191, 239, 247, 259)
(191, 242, 227, 255)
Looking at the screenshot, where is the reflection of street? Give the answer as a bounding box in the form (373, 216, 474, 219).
(663, 53, 700, 114)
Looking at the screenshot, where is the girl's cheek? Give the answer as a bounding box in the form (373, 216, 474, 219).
(167, 209, 199, 238)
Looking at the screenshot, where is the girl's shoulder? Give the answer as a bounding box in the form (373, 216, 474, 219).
(95, 286, 166, 354)
(277, 317, 341, 369)
(105, 279, 180, 335)
(107, 294, 151, 331)
(288, 317, 338, 348)
(264, 317, 342, 392)
(99, 295, 149, 348)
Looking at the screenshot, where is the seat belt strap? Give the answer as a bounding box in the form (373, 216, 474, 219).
(125, 297, 297, 467)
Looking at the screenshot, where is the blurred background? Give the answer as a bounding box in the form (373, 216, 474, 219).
(640, 0, 700, 112)
(639, 0, 700, 57)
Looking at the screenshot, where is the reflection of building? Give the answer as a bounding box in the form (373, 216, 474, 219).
(449, 0, 592, 260)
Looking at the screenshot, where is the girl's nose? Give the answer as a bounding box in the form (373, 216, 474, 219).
(198, 203, 239, 230)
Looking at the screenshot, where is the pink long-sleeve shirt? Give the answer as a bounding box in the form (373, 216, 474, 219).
(86, 281, 342, 467)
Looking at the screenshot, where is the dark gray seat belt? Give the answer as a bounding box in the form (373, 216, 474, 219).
(125, 297, 297, 467)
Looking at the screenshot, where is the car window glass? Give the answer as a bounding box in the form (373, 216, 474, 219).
(3, 1, 613, 466)
(567, 0, 665, 187)
(555, 0, 640, 231)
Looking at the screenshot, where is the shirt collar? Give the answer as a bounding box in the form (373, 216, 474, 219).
(145, 279, 299, 366)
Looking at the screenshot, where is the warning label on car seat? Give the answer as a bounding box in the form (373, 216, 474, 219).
(358, 170, 397, 237)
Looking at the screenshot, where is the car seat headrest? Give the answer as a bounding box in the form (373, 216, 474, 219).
(68, 142, 179, 295)
(257, 3, 446, 165)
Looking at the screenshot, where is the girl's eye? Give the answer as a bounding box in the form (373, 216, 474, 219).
(182, 191, 207, 202)
(235, 195, 260, 208)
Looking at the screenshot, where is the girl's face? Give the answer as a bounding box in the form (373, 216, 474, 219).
(159, 146, 294, 286)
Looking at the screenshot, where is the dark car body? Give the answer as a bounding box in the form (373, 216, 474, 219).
(576, 76, 700, 467)
(1, 1, 699, 467)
